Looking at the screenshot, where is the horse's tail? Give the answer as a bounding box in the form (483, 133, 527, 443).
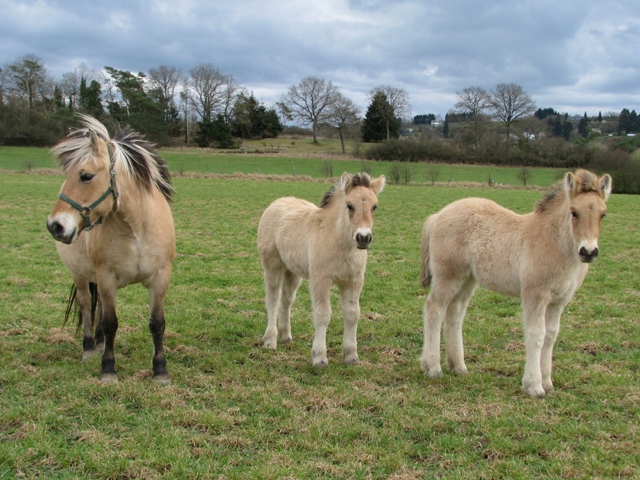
(63, 283, 99, 334)
(420, 217, 434, 288)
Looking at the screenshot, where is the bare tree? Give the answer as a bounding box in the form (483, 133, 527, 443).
(324, 93, 360, 153)
(185, 63, 237, 123)
(280, 76, 340, 143)
(5, 54, 52, 110)
(489, 83, 536, 140)
(454, 86, 490, 116)
(369, 85, 411, 140)
(59, 63, 96, 111)
(517, 166, 534, 186)
(426, 165, 441, 185)
(148, 65, 182, 105)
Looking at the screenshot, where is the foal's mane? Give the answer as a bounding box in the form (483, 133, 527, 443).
(51, 115, 174, 202)
(319, 173, 372, 208)
(535, 169, 603, 213)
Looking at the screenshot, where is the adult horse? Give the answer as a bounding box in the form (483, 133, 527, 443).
(420, 169, 612, 397)
(258, 173, 385, 367)
(46, 114, 175, 384)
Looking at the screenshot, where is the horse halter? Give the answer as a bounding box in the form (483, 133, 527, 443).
(58, 143, 120, 231)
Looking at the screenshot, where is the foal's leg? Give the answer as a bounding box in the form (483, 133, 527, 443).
(148, 268, 172, 385)
(444, 280, 477, 375)
(277, 270, 301, 343)
(540, 299, 567, 394)
(521, 293, 550, 398)
(262, 264, 284, 350)
(339, 279, 363, 365)
(310, 276, 332, 367)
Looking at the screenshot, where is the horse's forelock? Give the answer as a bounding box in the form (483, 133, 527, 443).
(319, 173, 374, 208)
(536, 169, 604, 213)
(572, 169, 603, 197)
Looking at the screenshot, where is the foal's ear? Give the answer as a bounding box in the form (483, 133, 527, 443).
(600, 174, 612, 201)
(564, 172, 576, 194)
(339, 172, 352, 192)
(372, 175, 386, 194)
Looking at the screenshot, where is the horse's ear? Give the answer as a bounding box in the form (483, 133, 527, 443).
(600, 174, 612, 201)
(372, 175, 386, 194)
(564, 172, 575, 195)
(89, 130, 101, 153)
(339, 172, 352, 193)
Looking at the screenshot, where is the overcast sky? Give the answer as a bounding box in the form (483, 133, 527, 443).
(1, 0, 638, 119)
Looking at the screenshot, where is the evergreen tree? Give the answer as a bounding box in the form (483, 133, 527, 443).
(578, 115, 589, 138)
(618, 108, 631, 134)
(196, 114, 234, 148)
(597, 111, 603, 123)
(361, 92, 397, 142)
(443, 115, 450, 138)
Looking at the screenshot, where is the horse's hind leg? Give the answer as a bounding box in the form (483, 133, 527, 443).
(444, 280, 477, 375)
(340, 280, 363, 365)
(262, 264, 284, 350)
(421, 280, 460, 377)
(72, 281, 100, 362)
(278, 270, 301, 343)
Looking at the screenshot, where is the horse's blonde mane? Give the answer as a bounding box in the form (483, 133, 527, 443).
(535, 169, 603, 213)
(52, 115, 174, 202)
(319, 173, 373, 208)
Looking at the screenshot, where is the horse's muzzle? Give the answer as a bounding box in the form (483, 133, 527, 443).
(356, 232, 372, 250)
(578, 246, 598, 263)
(46, 218, 77, 244)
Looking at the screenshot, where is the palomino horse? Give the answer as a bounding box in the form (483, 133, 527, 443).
(46, 115, 175, 384)
(258, 173, 385, 366)
(420, 169, 612, 397)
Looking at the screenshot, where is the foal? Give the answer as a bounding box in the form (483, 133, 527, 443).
(420, 169, 612, 397)
(258, 173, 385, 366)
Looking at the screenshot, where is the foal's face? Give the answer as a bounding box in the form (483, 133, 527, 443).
(46, 137, 114, 244)
(344, 184, 381, 250)
(569, 192, 608, 263)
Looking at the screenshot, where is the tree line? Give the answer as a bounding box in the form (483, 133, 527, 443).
(1, 53, 638, 190)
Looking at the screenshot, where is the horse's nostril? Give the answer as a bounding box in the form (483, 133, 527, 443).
(356, 233, 372, 245)
(47, 220, 64, 237)
(592, 247, 599, 258)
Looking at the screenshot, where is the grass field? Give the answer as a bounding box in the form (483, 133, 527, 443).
(0, 170, 639, 479)
(0, 144, 564, 187)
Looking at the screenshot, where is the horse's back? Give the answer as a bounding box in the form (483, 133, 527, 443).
(425, 197, 525, 296)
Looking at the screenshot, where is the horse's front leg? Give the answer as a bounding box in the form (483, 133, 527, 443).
(310, 276, 332, 367)
(97, 276, 118, 384)
(339, 280, 363, 365)
(541, 300, 566, 394)
(148, 268, 172, 385)
(521, 295, 549, 398)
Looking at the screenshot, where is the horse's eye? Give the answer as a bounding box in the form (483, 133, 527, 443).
(347, 204, 355, 212)
(570, 211, 578, 219)
(80, 173, 94, 183)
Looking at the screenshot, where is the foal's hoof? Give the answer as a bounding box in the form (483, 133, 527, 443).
(100, 373, 119, 384)
(312, 359, 328, 368)
(153, 374, 171, 386)
(81, 349, 100, 362)
(423, 366, 443, 378)
(523, 385, 546, 398)
(263, 338, 277, 350)
(344, 354, 360, 365)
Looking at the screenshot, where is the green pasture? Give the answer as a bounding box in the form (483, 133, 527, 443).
(0, 145, 563, 187)
(1, 172, 639, 478)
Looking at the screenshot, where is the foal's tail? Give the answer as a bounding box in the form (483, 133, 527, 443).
(420, 217, 434, 288)
(63, 283, 99, 334)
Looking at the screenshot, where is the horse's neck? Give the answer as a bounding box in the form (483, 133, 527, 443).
(110, 186, 150, 234)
